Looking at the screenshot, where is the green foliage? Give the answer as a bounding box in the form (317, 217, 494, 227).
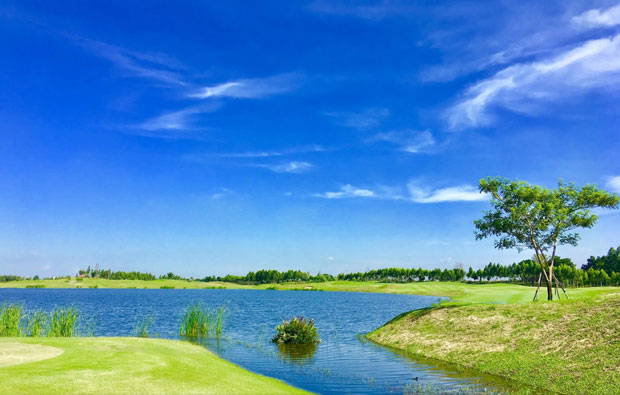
(48, 308, 78, 337)
(475, 178, 619, 254)
(338, 267, 465, 282)
(583, 245, 620, 273)
(204, 269, 335, 284)
(26, 311, 49, 337)
(179, 304, 225, 338)
(0, 304, 23, 336)
(77, 266, 160, 280)
(135, 316, 155, 338)
(475, 177, 619, 299)
(272, 317, 320, 344)
(0, 275, 23, 282)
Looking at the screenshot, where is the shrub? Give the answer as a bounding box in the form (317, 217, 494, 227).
(0, 304, 23, 336)
(272, 317, 320, 344)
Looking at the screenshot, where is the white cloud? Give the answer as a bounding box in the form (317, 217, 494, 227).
(205, 145, 327, 158)
(210, 188, 233, 200)
(447, 34, 620, 128)
(315, 184, 376, 199)
(137, 103, 220, 132)
(189, 73, 300, 99)
(256, 161, 314, 174)
(407, 183, 487, 203)
(315, 182, 487, 203)
(606, 175, 620, 193)
(572, 4, 620, 28)
(324, 108, 390, 130)
(76, 37, 186, 86)
(368, 129, 435, 153)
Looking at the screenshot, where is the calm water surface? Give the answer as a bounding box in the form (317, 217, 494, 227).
(0, 288, 520, 394)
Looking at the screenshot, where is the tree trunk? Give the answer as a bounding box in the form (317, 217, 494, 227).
(546, 267, 554, 301)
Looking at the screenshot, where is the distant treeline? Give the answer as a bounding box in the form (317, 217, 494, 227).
(4, 245, 620, 288)
(203, 269, 335, 284)
(77, 266, 185, 281)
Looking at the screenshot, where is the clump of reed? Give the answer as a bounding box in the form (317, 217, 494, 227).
(135, 316, 155, 338)
(179, 304, 225, 339)
(272, 317, 320, 344)
(0, 304, 23, 336)
(0, 304, 80, 337)
(26, 311, 48, 337)
(49, 307, 79, 337)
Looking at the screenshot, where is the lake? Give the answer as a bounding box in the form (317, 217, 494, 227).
(0, 288, 520, 394)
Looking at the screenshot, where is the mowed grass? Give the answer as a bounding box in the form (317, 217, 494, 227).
(368, 290, 620, 394)
(3, 277, 617, 305)
(0, 337, 307, 394)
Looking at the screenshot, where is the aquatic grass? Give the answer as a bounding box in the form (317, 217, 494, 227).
(135, 316, 155, 338)
(272, 317, 320, 344)
(26, 311, 49, 337)
(48, 307, 78, 337)
(214, 306, 225, 337)
(0, 304, 23, 336)
(160, 285, 175, 289)
(180, 304, 210, 338)
(25, 284, 45, 288)
(179, 304, 225, 338)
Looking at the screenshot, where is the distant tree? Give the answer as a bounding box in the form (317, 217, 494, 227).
(474, 177, 619, 300)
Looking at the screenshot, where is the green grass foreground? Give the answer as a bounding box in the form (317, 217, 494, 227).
(0, 337, 307, 394)
(3, 278, 619, 393)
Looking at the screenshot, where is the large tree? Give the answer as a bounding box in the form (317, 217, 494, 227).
(474, 177, 619, 300)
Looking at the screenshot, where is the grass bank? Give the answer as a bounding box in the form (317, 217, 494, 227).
(367, 290, 620, 394)
(0, 337, 307, 394)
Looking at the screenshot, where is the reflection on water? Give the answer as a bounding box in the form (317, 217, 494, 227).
(0, 288, 530, 394)
(276, 343, 318, 364)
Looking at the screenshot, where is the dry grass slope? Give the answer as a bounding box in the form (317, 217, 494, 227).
(368, 292, 620, 394)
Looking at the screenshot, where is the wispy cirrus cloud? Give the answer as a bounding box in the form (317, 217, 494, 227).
(315, 182, 487, 203)
(406, 183, 487, 203)
(314, 184, 376, 199)
(323, 108, 390, 130)
(188, 73, 301, 99)
(447, 32, 620, 128)
(133, 103, 221, 137)
(75, 37, 187, 86)
(255, 161, 315, 174)
(572, 3, 620, 28)
(606, 175, 620, 193)
(201, 145, 328, 159)
(367, 129, 436, 153)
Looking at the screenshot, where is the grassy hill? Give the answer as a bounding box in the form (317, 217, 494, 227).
(367, 291, 620, 394)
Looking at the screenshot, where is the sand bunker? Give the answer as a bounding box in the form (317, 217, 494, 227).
(0, 343, 63, 367)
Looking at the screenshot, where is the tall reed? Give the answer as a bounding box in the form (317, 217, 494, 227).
(49, 307, 78, 337)
(0, 304, 23, 336)
(26, 311, 48, 337)
(135, 316, 155, 338)
(215, 306, 225, 337)
(179, 304, 226, 338)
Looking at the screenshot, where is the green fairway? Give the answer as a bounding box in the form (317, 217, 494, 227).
(0, 337, 306, 394)
(3, 277, 617, 305)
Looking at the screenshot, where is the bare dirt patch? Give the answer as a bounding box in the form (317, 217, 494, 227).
(0, 343, 63, 367)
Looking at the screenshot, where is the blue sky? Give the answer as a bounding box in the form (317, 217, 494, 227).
(1, 0, 619, 277)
